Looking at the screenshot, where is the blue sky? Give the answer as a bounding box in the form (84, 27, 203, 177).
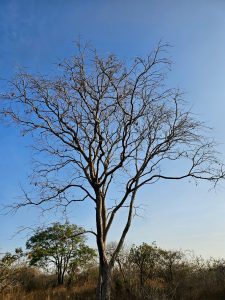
(1, 0, 225, 258)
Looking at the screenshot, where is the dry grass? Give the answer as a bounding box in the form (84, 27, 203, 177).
(1, 283, 97, 300)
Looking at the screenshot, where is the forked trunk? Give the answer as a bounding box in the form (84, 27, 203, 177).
(97, 264, 112, 300)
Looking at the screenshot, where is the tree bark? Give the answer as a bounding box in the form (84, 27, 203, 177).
(97, 263, 112, 300)
(95, 188, 113, 299)
(57, 267, 64, 285)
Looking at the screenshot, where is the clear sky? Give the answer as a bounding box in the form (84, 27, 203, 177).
(1, 0, 225, 258)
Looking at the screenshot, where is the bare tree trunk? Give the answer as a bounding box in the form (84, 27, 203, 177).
(95, 189, 111, 300)
(57, 270, 63, 285)
(97, 263, 112, 300)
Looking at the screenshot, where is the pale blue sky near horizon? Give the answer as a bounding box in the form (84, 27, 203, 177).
(1, 0, 225, 258)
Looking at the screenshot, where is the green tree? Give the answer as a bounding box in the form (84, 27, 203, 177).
(129, 243, 159, 289)
(158, 249, 183, 283)
(26, 222, 96, 285)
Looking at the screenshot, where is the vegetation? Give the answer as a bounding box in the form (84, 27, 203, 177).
(2, 239, 225, 300)
(26, 222, 96, 285)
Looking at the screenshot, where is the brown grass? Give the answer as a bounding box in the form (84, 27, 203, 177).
(1, 282, 97, 300)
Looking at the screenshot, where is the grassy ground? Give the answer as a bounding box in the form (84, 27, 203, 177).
(1, 284, 96, 300)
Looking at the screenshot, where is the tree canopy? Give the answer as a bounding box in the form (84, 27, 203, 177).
(26, 222, 96, 285)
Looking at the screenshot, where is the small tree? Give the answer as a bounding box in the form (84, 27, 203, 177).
(26, 222, 96, 285)
(158, 249, 184, 298)
(159, 249, 184, 284)
(2, 41, 225, 299)
(0, 248, 24, 292)
(129, 243, 159, 289)
(67, 244, 97, 287)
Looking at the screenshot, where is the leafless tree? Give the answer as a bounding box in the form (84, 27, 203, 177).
(1, 42, 224, 300)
